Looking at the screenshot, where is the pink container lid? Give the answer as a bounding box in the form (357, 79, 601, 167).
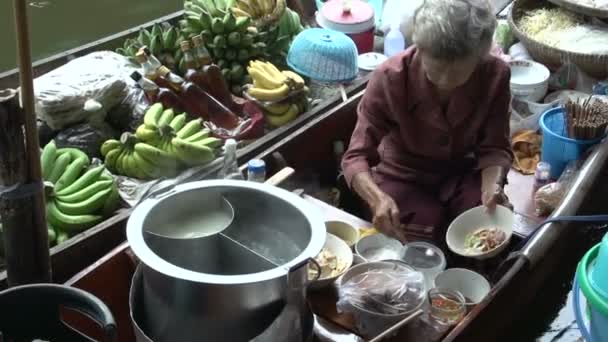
(318, 0, 375, 34)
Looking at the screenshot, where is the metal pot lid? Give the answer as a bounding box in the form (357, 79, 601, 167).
(127, 180, 326, 285)
(318, 0, 375, 34)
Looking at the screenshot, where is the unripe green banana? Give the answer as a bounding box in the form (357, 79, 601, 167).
(55, 165, 105, 196)
(104, 147, 122, 173)
(176, 119, 203, 139)
(100, 139, 121, 157)
(47, 153, 71, 183)
(101, 183, 120, 217)
(55, 186, 113, 216)
(197, 137, 224, 149)
(158, 108, 175, 127)
(132, 151, 162, 179)
(57, 147, 91, 166)
(41, 140, 58, 179)
(169, 113, 187, 132)
(172, 137, 215, 166)
(56, 179, 113, 204)
(184, 128, 211, 143)
(134, 143, 179, 168)
(54, 157, 89, 193)
(47, 201, 103, 233)
(143, 103, 164, 128)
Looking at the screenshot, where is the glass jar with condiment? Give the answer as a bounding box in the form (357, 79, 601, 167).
(428, 288, 466, 326)
(533, 161, 552, 194)
(247, 159, 266, 183)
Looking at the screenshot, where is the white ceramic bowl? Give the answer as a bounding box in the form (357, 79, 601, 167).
(309, 233, 353, 290)
(326, 220, 360, 248)
(434, 268, 491, 306)
(446, 205, 514, 260)
(355, 234, 403, 262)
(509, 60, 550, 103)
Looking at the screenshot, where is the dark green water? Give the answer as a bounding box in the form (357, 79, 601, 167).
(0, 0, 182, 73)
(501, 226, 607, 342)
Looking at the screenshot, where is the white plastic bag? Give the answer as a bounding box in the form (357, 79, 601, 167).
(33, 51, 139, 130)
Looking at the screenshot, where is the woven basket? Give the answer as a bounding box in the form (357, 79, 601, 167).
(508, 0, 608, 79)
(546, 0, 608, 18)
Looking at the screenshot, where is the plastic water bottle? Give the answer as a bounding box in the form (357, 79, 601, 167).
(384, 24, 406, 58)
(219, 139, 244, 180)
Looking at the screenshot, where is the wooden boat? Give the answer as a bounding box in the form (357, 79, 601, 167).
(0, 7, 369, 287)
(50, 85, 608, 341)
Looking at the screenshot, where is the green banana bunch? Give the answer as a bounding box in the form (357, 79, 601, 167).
(116, 22, 186, 74)
(47, 166, 118, 234)
(41, 141, 92, 191)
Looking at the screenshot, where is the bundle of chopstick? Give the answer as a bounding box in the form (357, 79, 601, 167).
(564, 95, 608, 140)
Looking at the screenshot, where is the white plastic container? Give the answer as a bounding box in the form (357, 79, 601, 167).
(384, 24, 405, 57)
(434, 268, 491, 306)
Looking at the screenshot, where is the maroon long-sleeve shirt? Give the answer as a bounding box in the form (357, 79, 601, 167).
(342, 47, 513, 188)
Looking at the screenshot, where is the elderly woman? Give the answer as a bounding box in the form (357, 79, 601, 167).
(342, 0, 513, 243)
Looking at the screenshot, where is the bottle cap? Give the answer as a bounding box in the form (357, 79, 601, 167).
(130, 71, 142, 82)
(247, 159, 266, 173)
(135, 51, 147, 63)
(157, 66, 171, 76)
(180, 40, 192, 51)
(192, 34, 204, 45)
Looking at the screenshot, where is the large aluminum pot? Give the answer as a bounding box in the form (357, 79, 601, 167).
(127, 180, 326, 342)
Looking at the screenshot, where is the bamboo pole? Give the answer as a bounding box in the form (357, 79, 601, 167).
(0, 0, 51, 285)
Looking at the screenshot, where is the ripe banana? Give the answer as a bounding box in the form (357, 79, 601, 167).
(176, 119, 203, 139)
(41, 141, 57, 179)
(158, 108, 175, 127)
(253, 61, 287, 83)
(264, 102, 290, 115)
(47, 153, 71, 184)
(248, 83, 289, 101)
(55, 186, 113, 216)
(100, 139, 121, 157)
(169, 113, 187, 131)
(56, 179, 113, 203)
(282, 70, 305, 89)
(53, 157, 89, 193)
(55, 165, 105, 197)
(266, 103, 299, 127)
(136, 125, 161, 144)
(172, 137, 215, 166)
(184, 128, 212, 143)
(143, 103, 164, 128)
(247, 66, 284, 89)
(46, 201, 103, 233)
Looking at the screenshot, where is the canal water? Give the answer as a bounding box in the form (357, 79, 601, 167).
(0, 0, 182, 73)
(500, 225, 607, 342)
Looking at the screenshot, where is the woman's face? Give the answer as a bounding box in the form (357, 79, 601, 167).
(419, 50, 479, 92)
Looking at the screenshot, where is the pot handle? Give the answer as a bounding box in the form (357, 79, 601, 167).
(286, 258, 322, 290)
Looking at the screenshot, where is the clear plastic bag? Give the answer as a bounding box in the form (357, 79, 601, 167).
(33, 51, 139, 130)
(337, 265, 426, 337)
(534, 161, 581, 216)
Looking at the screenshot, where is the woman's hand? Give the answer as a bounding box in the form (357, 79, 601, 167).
(351, 172, 406, 241)
(370, 192, 405, 241)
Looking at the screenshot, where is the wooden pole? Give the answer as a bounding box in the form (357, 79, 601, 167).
(0, 0, 52, 285)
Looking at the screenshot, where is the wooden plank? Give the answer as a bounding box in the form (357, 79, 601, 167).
(0, 89, 50, 285)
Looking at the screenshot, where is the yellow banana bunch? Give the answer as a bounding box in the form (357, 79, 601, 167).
(264, 103, 299, 127)
(246, 60, 305, 102)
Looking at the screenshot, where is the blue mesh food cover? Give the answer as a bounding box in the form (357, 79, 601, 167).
(287, 28, 359, 83)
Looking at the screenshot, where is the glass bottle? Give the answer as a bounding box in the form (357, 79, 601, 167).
(130, 71, 186, 113)
(192, 34, 213, 67)
(182, 41, 211, 91)
(135, 51, 159, 80)
(247, 159, 266, 182)
(180, 41, 199, 70)
(141, 46, 162, 70)
(532, 161, 552, 194)
(219, 139, 244, 180)
(157, 66, 185, 93)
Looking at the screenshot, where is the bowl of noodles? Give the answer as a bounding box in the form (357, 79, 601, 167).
(446, 205, 514, 260)
(308, 233, 353, 290)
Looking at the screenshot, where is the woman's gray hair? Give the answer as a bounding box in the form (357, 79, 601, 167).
(405, 0, 497, 59)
